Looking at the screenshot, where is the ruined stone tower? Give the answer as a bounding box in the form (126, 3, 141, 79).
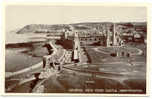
(113, 23, 121, 46)
(73, 32, 81, 62)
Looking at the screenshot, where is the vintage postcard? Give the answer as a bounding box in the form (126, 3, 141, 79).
(2, 3, 150, 96)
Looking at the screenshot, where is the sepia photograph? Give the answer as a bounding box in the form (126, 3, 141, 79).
(4, 4, 148, 95)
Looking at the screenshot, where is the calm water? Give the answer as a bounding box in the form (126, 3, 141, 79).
(6, 32, 47, 44)
(5, 32, 47, 72)
(5, 49, 42, 72)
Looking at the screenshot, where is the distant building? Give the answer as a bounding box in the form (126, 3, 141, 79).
(65, 32, 106, 46)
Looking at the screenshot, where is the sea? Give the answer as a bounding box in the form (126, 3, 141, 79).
(5, 31, 47, 72)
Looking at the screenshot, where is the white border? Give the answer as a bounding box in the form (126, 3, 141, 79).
(1, 1, 152, 97)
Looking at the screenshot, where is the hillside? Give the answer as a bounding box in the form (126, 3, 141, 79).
(17, 24, 70, 34)
(16, 22, 147, 35)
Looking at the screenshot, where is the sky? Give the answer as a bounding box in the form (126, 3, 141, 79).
(5, 5, 147, 31)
